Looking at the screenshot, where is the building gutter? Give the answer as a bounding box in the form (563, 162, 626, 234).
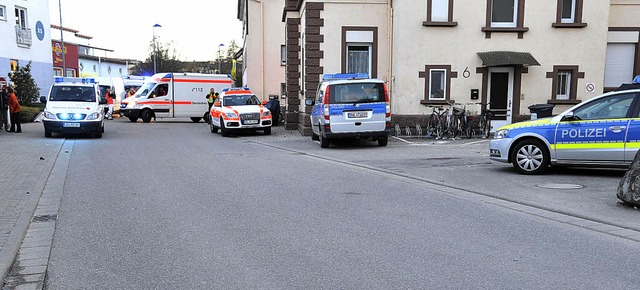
(250, 0, 265, 99)
(388, 0, 394, 109)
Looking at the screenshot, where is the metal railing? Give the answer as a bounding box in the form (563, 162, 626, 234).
(15, 26, 32, 46)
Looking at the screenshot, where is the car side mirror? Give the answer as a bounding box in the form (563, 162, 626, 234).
(40, 96, 47, 103)
(99, 97, 108, 105)
(214, 101, 221, 107)
(561, 111, 575, 121)
(305, 98, 315, 106)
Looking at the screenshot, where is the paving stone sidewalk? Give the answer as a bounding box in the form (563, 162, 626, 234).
(0, 123, 63, 282)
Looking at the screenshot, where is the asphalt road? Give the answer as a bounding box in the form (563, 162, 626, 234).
(45, 118, 640, 289)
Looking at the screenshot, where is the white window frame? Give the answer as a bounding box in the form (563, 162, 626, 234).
(346, 43, 372, 77)
(280, 45, 286, 66)
(431, 0, 449, 22)
(429, 69, 447, 100)
(556, 71, 571, 100)
(561, 0, 576, 23)
(0, 5, 7, 21)
(15, 6, 27, 28)
(491, 0, 517, 28)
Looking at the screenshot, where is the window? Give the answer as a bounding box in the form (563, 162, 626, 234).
(15, 7, 27, 28)
(342, 27, 378, 78)
(553, 0, 586, 27)
(482, 0, 528, 38)
(572, 93, 635, 121)
(556, 71, 571, 100)
(430, 70, 446, 100)
(491, 0, 517, 27)
(346, 45, 371, 76)
(280, 45, 286, 66)
(419, 65, 458, 104)
(0, 5, 6, 21)
(424, 0, 457, 27)
(546, 65, 585, 104)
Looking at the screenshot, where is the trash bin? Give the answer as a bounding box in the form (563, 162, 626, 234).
(528, 104, 555, 119)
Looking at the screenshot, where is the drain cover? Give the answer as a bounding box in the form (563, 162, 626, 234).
(537, 183, 584, 189)
(32, 214, 58, 222)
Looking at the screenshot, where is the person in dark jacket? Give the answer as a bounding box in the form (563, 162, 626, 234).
(0, 85, 8, 131)
(7, 87, 21, 133)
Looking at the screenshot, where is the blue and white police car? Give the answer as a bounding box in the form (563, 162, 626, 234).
(490, 82, 640, 174)
(306, 73, 391, 148)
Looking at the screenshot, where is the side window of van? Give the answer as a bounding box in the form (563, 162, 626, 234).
(316, 88, 323, 104)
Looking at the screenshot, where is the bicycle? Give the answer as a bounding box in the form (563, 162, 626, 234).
(478, 104, 494, 138)
(427, 105, 449, 139)
(450, 102, 474, 139)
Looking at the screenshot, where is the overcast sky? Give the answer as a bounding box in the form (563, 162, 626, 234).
(48, 0, 244, 61)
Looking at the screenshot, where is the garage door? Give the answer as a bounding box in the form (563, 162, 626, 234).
(604, 43, 636, 88)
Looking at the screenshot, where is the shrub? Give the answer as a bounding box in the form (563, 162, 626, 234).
(18, 106, 42, 123)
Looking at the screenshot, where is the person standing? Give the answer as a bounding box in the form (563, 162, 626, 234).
(7, 87, 21, 133)
(205, 88, 216, 110)
(105, 88, 114, 120)
(0, 85, 8, 132)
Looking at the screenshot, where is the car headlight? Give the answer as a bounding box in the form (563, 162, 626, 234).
(44, 111, 56, 120)
(225, 112, 237, 118)
(86, 112, 100, 120)
(262, 110, 271, 117)
(494, 129, 509, 139)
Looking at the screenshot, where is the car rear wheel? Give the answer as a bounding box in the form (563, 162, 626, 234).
(511, 139, 549, 175)
(378, 136, 388, 147)
(319, 127, 330, 148)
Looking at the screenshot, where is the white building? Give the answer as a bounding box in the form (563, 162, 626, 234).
(0, 1, 54, 95)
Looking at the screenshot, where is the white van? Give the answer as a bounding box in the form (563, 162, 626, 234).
(40, 77, 107, 138)
(120, 73, 233, 123)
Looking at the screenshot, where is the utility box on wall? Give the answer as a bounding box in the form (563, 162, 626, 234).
(470, 89, 479, 100)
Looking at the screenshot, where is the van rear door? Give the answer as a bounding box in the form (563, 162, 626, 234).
(328, 82, 386, 133)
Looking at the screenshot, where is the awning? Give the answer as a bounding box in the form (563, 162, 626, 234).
(477, 51, 541, 67)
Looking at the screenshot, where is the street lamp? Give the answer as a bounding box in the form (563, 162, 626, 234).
(153, 24, 162, 74)
(58, 0, 66, 76)
(218, 44, 225, 73)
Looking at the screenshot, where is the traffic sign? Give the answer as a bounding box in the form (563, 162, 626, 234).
(586, 83, 595, 93)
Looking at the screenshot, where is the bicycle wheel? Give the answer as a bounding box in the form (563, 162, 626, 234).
(463, 115, 473, 139)
(448, 116, 459, 139)
(427, 114, 437, 138)
(436, 116, 445, 139)
(480, 115, 490, 138)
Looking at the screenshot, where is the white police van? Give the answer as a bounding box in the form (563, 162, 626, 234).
(306, 73, 391, 148)
(40, 77, 107, 138)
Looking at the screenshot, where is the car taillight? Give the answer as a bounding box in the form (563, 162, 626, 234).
(323, 85, 330, 120)
(384, 84, 391, 119)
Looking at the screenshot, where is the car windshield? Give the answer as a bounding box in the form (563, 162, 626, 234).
(223, 95, 261, 106)
(133, 82, 156, 98)
(49, 86, 96, 102)
(329, 83, 384, 104)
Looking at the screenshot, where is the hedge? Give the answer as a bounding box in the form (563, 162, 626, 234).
(17, 106, 43, 123)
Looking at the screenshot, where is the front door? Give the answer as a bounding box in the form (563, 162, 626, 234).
(487, 67, 514, 131)
(150, 83, 172, 118)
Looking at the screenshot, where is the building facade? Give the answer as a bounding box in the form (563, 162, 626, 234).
(0, 0, 53, 94)
(241, 0, 640, 134)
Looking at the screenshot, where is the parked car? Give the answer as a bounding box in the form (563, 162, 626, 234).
(489, 82, 640, 174)
(209, 87, 272, 136)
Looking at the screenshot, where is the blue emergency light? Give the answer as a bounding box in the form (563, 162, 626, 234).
(322, 73, 369, 80)
(634, 75, 640, 83)
(222, 87, 250, 92)
(54, 77, 95, 84)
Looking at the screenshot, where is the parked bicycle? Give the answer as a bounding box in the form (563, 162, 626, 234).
(426, 105, 449, 139)
(450, 102, 474, 139)
(478, 103, 494, 138)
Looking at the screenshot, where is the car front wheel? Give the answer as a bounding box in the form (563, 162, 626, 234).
(511, 139, 550, 175)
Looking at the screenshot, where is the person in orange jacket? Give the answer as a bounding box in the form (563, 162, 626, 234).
(7, 87, 21, 133)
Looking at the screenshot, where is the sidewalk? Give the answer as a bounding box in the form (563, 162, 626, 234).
(0, 123, 63, 282)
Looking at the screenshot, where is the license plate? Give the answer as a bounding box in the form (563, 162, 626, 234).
(245, 120, 259, 124)
(347, 111, 368, 118)
(63, 123, 80, 128)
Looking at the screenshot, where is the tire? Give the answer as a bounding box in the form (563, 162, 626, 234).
(190, 117, 201, 123)
(45, 130, 52, 138)
(448, 117, 459, 139)
(141, 110, 153, 123)
(128, 116, 138, 122)
(378, 136, 388, 147)
(480, 116, 490, 139)
(311, 131, 319, 141)
(204, 113, 211, 124)
(319, 126, 330, 148)
(220, 118, 230, 137)
(436, 118, 444, 140)
(94, 131, 102, 138)
(264, 127, 271, 135)
(511, 139, 550, 175)
(209, 120, 218, 133)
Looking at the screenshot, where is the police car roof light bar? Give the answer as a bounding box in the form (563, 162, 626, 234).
(54, 77, 96, 84)
(322, 73, 369, 80)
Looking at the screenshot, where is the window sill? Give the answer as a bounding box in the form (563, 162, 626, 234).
(552, 23, 588, 28)
(421, 100, 454, 105)
(547, 99, 581, 105)
(422, 21, 458, 27)
(481, 27, 529, 39)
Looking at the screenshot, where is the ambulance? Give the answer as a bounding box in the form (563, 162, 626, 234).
(209, 87, 272, 136)
(120, 73, 233, 123)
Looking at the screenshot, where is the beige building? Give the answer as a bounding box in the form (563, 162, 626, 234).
(240, 0, 640, 134)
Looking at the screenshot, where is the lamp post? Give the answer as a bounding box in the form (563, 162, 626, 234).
(153, 24, 162, 74)
(217, 43, 225, 73)
(58, 0, 66, 76)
